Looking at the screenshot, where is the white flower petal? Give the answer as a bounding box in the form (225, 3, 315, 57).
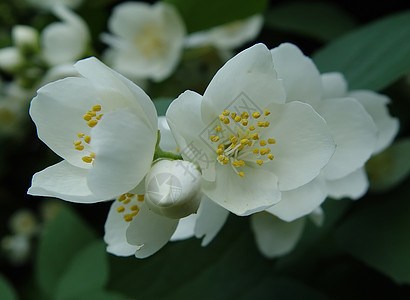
(250, 213, 306, 258)
(263, 101, 335, 191)
(202, 43, 285, 124)
(271, 43, 322, 107)
(88, 109, 156, 199)
(28, 161, 107, 203)
(309, 206, 324, 227)
(326, 167, 369, 200)
(202, 165, 281, 216)
(266, 175, 327, 222)
(104, 199, 139, 256)
(194, 196, 229, 246)
(166, 90, 216, 181)
(170, 213, 197, 241)
(321, 72, 348, 99)
(349, 90, 399, 155)
(158, 116, 177, 152)
(126, 204, 178, 259)
(318, 98, 377, 180)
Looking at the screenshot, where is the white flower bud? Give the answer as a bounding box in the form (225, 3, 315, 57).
(0, 47, 24, 72)
(145, 160, 201, 219)
(12, 25, 39, 51)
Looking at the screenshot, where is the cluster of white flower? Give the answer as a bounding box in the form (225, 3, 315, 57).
(28, 40, 398, 258)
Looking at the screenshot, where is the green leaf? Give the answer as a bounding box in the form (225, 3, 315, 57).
(36, 206, 97, 297)
(62, 290, 128, 300)
(0, 274, 17, 300)
(153, 98, 174, 116)
(265, 2, 357, 42)
(335, 190, 410, 284)
(164, 0, 268, 33)
(313, 10, 410, 91)
(367, 139, 410, 192)
(56, 241, 109, 300)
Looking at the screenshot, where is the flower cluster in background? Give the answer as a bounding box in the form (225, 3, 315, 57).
(1, 0, 410, 299)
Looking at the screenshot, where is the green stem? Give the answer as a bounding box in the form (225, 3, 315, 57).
(153, 130, 183, 160)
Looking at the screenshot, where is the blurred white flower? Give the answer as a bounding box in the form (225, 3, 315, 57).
(23, 0, 83, 11)
(1, 234, 31, 265)
(12, 25, 39, 52)
(28, 57, 158, 202)
(0, 47, 24, 72)
(166, 43, 335, 216)
(41, 5, 90, 66)
(102, 2, 186, 81)
(9, 209, 38, 237)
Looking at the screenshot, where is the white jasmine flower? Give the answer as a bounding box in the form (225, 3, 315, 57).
(166, 43, 335, 216)
(41, 5, 90, 66)
(102, 2, 185, 81)
(185, 14, 263, 50)
(28, 57, 158, 202)
(0, 47, 24, 72)
(1, 234, 31, 265)
(23, 0, 83, 11)
(9, 209, 38, 237)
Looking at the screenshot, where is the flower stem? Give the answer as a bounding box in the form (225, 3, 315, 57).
(153, 130, 183, 160)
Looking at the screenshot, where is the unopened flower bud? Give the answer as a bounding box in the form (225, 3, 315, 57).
(12, 25, 39, 52)
(0, 47, 24, 72)
(145, 160, 201, 219)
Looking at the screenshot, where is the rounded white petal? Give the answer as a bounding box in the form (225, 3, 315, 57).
(202, 43, 286, 124)
(321, 72, 348, 99)
(349, 90, 399, 155)
(250, 213, 306, 258)
(28, 161, 109, 203)
(126, 204, 178, 259)
(202, 164, 281, 216)
(88, 109, 156, 199)
(266, 175, 327, 222)
(263, 101, 335, 191)
(170, 213, 197, 241)
(158, 116, 177, 152)
(271, 43, 322, 107)
(166, 90, 216, 181)
(104, 199, 139, 256)
(326, 167, 369, 200)
(318, 98, 377, 180)
(194, 195, 229, 246)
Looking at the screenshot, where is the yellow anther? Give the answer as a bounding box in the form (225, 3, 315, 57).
(87, 119, 98, 127)
(256, 159, 264, 166)
(96, 114, 103, 120)
(260, 140, 267, 146)
(218, 155, 224, 162)
(87, 111, 97, 117)
(230, 136, 238, 144)
(123, 214, 133, 222)
(219, 115, 224, 121)
(123, 198, 131, 204)
(222, 110, 230, 116)
(234, 116, 241, 122)
(131, 211, 138, 217)
(130, 205, 139, 212)
(82, 156, 93, 163)
(249, 125, 255, 131)
(237, 144, 244, 151)
(223, 118, 230, 124)
(251, 133, 259, 140)
(252, 112, 261, 119)
(241, 119, 248, 126)
(92, 105, 101, 112)
(77, 133, 85, 138)
(75, 145, 84, 151)
(223, 157, 229, 165)
(264, 109, 271, 116)
(215, 126, 222, 132)
(240, 138, 249, 145)
(247, 140, 252, 146)
(268, 138, 276, 144)
(257, 121, 267, 127)
(176, 147, 180, 152)
(210, 135, 220, 142)
(260, 148, 271, 155)
(265, 121, 270, 127)
(218, 144, 224, 150)
(84, 136, 91, 144)
(90, 152, 96, 159)
(117, 206, 125, 213)
(238, 171, 245, 178)
(137, 194, 144, 201)
(126, 193, 134, 197)
(268, 154, 274, 160)
(73, 140, 82, 146)
(216, 148, 224, 155)
(239, 160, 245, 166)
(253, 148, 259, 154)
(231, 112, 237, 119)
(232, 161, 242, 167)
(241, 112, 249, 119)
(83, 114, 92, 121)
(118, 194, 126, 201)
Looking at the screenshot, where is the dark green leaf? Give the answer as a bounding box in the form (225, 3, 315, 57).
(36, 206, 97, 297)
(335, 190, 410, 284)
(265, 2, 357, 42)
(313, 10, 410, 91)
(62, 290, 128, 300)
(164, 0, 268, 33)
(56, 241, 109, 300)
(0, 274, 17, 300)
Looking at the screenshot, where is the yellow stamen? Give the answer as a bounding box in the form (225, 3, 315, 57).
(238, 171, 245, 178)
(218, 144, 224, 150)
(210, 135, 220, 142)
(75, 145, 84, 151)
(256, 159, 263, 166)
(223, 118, 230, 124)
(83, 114, 92, 121)
(264, 109, 271, 116)
(252, 112, 261, 119)
(219, 115, 224, 121)
(90, 152, 96, 159)
(268, 154, 274, 160)
(253, 148, 259, 154)
(123, 198, 131, 204)
(232, 161, 242, 167)
(117, 206, 125, 213)
(241, 112, 249, 119)
(130, 205, 139, 212)
(231, 112, 237, 119)
(77, 133, 85, 138)
(216, 148, 224, 155)
(84, 136, 91, 144)
(251, 133, 259, 140)
(87, 119, 98, 127)
(96, 114, 103, 120)
(82, 156, 93, 163)
(249, 125, 255, 131)
(215, 126, 222, 132)
(73, 140, 82, 146)
(222, 110, 230, 116)
(260, 140, 267, 146)
(260, 148, 271, 155)
(268, 138, 276, 144)
(92, 105, 101, 112)
(241, 119, 248, 126)
(230, 136, 238, 144)
(240, 138, 249, 145)
(118, 194, 126, 201)
(239, 160, 245, 166)
(257, 121, 267, 127)
(234, 116, 241, 122)
(126, 193, 134, 197)
(123, 214, 133, 222)
(137, 194, 144, 201)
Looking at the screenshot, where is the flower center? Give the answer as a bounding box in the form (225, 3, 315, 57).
(209, 109, 276, 177)
(134, 24, 165, 59)
(116, 193, 144, 222)
(73, 104, 103, 164)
